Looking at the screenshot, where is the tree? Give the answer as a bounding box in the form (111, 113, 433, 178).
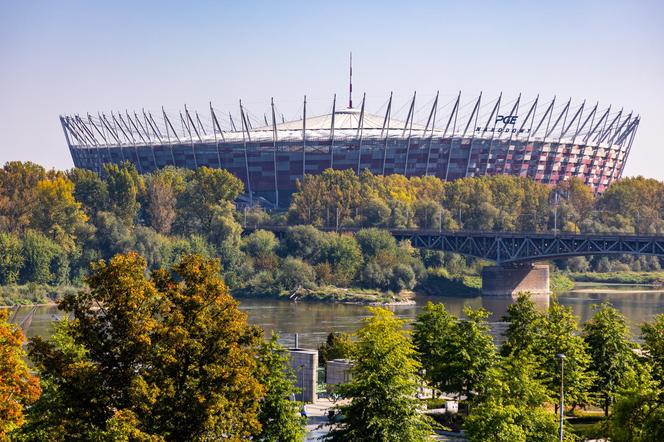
(280, 225, 326, 262)
(449, 307, 497, 401)
(143, 168, 183, 234)
(325, 307, 433, 441)
(355, 228, 397, 258)
(20, 230, 60, 284)
(539, 299, 593, 410)
(501, 294, 593, 409)
(319, 233, 362, 286)
(276, 257, 316, 291)
(501, 292, 546, 357)
(24, 253, 265, 440)
(148, 255, 264, 439)
(104, 162, 145, 225)
(32, 174, 89, 250)
(318, 332, 354, 366)
(641, 313, 664, 382)
(465, 352, 562, 442)
(413, 302, 457, 395)
(67, 167, 109, 216)
(413, 199, 442, 229)
(583, 302, 638, 415)
(242, 230, 279, 271)
(174, 167, 243, 234)
(255, 334, 306, 442)
(0, 233, 23, 284)
(608, 369, 664, 442)
(0, 309, 41, 438)
(0, 161, 45, 233)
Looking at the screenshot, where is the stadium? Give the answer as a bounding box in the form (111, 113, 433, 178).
(61, 90, 640, 207)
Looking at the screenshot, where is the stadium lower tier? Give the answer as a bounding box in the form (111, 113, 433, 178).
(70, 137, 626, 207)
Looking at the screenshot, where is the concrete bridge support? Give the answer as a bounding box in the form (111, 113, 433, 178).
(482, 264, 550, 296)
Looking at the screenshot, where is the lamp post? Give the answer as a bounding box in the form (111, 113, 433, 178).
(556, 353, 566, 442)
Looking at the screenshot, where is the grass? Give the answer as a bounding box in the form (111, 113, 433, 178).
(234, 285, 412, 305)
(550, 273, 574, 294)
(418, 268, 482, 296)
(568, 271, 664, 285)
(0, 284, 80, 306)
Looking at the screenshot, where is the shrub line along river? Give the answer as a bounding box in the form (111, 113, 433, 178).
(8, 285, 664, 349)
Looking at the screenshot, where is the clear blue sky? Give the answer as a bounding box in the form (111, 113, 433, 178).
(1, 0, 662, 178)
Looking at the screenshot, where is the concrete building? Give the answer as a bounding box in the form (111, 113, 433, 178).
(325, 359, 353, 386)
(288, 348, 318, 403)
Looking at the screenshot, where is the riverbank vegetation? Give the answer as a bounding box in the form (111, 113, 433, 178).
(0, 161, 663, 305)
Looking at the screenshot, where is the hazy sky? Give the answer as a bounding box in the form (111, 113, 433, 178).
(1, 0, 662, 178)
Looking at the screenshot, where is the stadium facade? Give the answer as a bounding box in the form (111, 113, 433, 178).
(62, 92, 639, 207)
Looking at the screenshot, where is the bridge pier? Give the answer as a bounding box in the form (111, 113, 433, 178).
(481, 264, 550, 296)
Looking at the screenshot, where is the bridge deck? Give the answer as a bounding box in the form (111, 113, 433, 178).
(250, 226, 664, 264)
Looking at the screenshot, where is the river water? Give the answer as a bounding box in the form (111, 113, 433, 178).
(8, 285, 664, 349)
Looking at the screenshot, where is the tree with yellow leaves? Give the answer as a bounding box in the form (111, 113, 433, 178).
(0, 309, 41, 439)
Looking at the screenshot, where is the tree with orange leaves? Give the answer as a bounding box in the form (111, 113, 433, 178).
(0, 309, 41, 438)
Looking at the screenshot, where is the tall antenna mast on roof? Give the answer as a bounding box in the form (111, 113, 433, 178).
(349, 52, 353, 109)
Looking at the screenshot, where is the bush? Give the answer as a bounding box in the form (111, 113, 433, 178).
(276, 257, 316, 291)
(390, 264, 416, 291)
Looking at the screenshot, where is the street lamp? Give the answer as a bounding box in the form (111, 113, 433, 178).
(556, 353, 566, 442)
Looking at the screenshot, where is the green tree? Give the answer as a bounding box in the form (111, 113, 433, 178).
(280, 225, 326, 262)
(608, 369, 664, 442)
(450, 306, 497, 401)
(641, 313, 664, 382)
(319, 233, 362, 286)
(255, 334, 306, 442)
(583, 302, 638, 415)
(465, 352, 562, 442)
(242, 229, 279, 271)
(501, 292, 545, 357)
(20, 230, 60, 284)
(325, 307, 433, 441)
(540, 299, 594, 410)
(501, 294, 593, 409)
(0, 309, 41, 439)
(355, 228, 397, 258)
(104, 162, 145, 226)
(0, 233, 23, 284)
(413, 302, 457, 395)
(67, 167, 109, 216)
(0, 161, 45, 233)
(318, 332, 354, 366)
(174, 167, 243, 234)
(276, 257, 316, 291)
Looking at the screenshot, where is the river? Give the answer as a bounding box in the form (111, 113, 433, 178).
(8, 284, 664, 349)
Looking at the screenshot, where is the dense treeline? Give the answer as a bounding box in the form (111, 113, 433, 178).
(0, 162, 476, 301)
(0, 161, 662, 301)
(289, 168, 664, 272)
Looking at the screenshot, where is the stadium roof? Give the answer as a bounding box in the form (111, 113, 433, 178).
(252, 107, 426, 132)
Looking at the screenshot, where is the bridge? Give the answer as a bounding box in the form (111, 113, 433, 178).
(251, 226, 664, 295)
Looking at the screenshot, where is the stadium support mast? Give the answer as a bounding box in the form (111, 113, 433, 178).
(239, 100, 253, 205)
(381, 92, 393, 176)
(271, 97, 279, 208)
(349, 52, 353, 109)
(330, 94, 336, 169)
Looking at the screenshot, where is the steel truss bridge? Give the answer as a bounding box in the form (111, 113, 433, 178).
(254, 226, 664, 265)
